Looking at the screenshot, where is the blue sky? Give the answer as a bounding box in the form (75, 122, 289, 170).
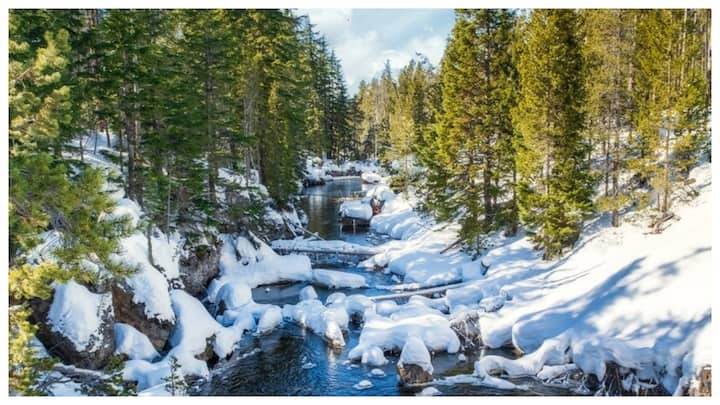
(295, 9, 455, 94)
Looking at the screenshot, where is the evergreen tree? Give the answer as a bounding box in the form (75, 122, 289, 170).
(162, 356, 188, 396)
(514, 9, 593, 259)
(633, 10, 710, 215)
(582, 9, 637, 227)
(433, 9, 518, 252)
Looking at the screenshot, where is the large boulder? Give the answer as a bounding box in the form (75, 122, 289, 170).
(31, 281, 115, 370)
(112, 281, 174, 352)
(450, 311, 482, 350)
(397, 337, 434, 386)
(179, 241, 221, 297)
(398, 364, 433, 386)
(688, 366, 712, 396)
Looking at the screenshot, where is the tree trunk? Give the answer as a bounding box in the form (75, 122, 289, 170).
(205, 42, 217, 208)
(146, 222, 154, 267)
(662, 125, 671, 213)
(603, 136, 609, 197)
(611, 130, 620, 227)
(166, 167, 172, 235)
(508, 167, 518, 236)
(483, 159, 493, 230)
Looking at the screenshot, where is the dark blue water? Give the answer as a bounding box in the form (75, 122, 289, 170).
(196, 178, 573, 396)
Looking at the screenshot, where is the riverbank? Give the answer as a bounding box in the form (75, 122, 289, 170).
(351, 164, 712, 395)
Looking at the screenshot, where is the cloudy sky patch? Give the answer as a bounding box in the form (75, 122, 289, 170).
(296, 8, 455, 94)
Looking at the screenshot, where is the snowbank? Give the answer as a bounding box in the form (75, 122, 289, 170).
(466, 163, 713, 393)
(359, 163, 711, 393)
(48, 281, 113, 352)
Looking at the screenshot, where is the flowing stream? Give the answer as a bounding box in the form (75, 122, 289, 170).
(195, 178, 572, 396)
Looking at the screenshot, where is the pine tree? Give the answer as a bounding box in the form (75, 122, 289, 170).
(582, 9, 637, 227)
(514, 9, 593, 259)
(633, 10, 710, 216)
(433, 9, 518, 253)
(9, 11, 133, 393)
(162, 356, 188, 396)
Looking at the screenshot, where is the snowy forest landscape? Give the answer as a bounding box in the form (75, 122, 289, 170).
(5, 5, 714, 398)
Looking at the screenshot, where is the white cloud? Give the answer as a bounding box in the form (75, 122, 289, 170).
(298, 8, 352, 41)
(296, 9, 453, 94)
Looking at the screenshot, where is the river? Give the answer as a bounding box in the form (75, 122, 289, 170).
(195, 178, 573, 396)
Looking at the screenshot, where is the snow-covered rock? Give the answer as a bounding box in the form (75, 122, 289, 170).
(360, 346, 388, 366)
(353, 379, 374, 390)
(282, 299, 349, 347)
(312, 269, 367, 289)
(214, 234, 312, 288)
(348, 311, 460, 363)
(179, 240, 221, 296)
(299, 285, 318, 301)
(112, 281, 174, 352)
(339, 199, 373, 220)
(114, 323, 160, 361)
(370, 368, 386, 377)
(417, 387, 441, 396)
(325, 292, 347, 305)
(112, 233, 175, 323)
(361, 172, 382, 184)
(40, 281, 115, 369)
(214, 281, 252, 312)
(399, 336, 434, 374)
(256, 306, 283, 334)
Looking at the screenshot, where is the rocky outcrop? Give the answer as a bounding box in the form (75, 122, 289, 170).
(450, 311, 482, 350)
(195, 336, 220, 367)
(687, 366, 711, 396)
(179, 241, 221, 297)
(112, 281, 174, 352)
(397, 337, 434, 386)
(29, 288, 115, 370)
(585, 362, 669, 396)
(397, 364, 433, 386)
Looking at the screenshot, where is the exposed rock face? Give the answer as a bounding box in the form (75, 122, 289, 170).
(397, 337, 434, 386)
(179, 241, 221, 297)
(687, 366, 711, 396)
(112, 281, 174, 352)
(585, 362, 669, 396)
(450, 311, 482, 350)
(397, 364, 433, 386)
(195, 336, 219, 367)
(29, 292, 115, 370)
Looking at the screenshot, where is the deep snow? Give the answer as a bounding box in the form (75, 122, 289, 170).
(360, 163, 713, 395)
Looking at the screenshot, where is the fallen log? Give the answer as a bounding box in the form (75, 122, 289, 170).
(369, 280, 475, 302)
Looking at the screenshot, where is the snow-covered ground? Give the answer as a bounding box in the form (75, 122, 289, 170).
(359, 162, 712, 395)
(25, 132, 712, 396)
